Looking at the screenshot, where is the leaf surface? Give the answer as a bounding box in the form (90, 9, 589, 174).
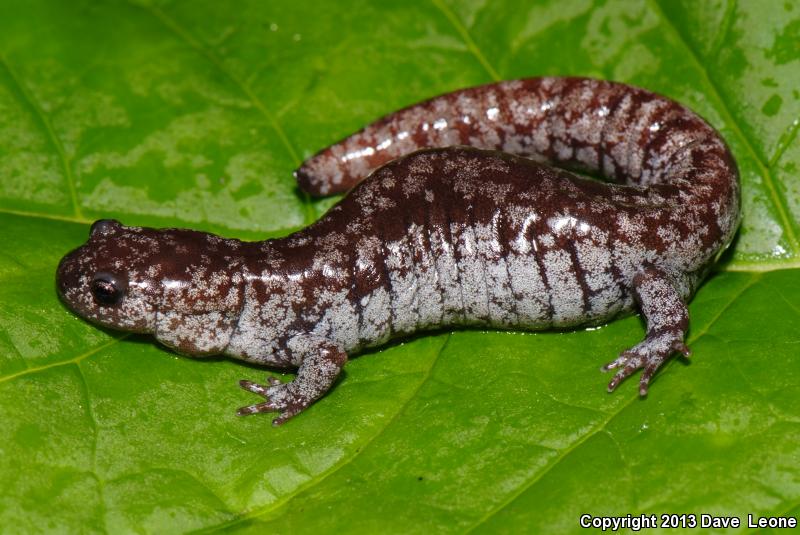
(1, 0, 798, 533)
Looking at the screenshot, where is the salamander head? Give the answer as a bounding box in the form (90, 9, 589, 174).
(57, 219, 161, 332)
(56, 219, 245, 355)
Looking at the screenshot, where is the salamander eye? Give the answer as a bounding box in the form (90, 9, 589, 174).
(91, 272, 126, 306)
(90, 219, 121, 238)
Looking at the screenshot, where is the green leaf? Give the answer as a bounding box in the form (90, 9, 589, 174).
(1, 0, 798, 532)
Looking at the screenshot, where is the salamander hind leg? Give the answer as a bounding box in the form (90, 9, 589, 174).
(237, 337, 347, 426)
(603, 267, 691, 396)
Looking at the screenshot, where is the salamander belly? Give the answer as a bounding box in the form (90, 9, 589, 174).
(364, 221, 633, 346)
(456, 243, 631, 330)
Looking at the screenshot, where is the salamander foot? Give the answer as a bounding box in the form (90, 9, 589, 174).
(237, 377, 311, 426)
(603, 334, 691, 395)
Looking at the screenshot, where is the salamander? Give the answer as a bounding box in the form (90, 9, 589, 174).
(56, 77, 740, 425)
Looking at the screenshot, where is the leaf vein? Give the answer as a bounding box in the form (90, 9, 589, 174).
(721, 258, 800, 272)
(0, 335, 129, 385)
(130, 2, 317, 225)
(769, 116, 800, 168)
(771, 283, 800, 318)
(463, 272, 761, 532)
(74, 362, 108, 533)
(0, 55, 82, 219)
(0, 207, 91, 225)
(192, 333, 453, 533)
(649, 0, 800, 255)
(708, 0, 738, 59)
(686, 272, 761, 343)
(429, 0, 501, 82)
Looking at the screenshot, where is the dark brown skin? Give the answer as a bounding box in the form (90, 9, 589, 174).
(57, 78, 740, 425)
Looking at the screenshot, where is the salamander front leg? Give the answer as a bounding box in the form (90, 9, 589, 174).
(237, 338, 347, 426)
(603, 267, 691, 395)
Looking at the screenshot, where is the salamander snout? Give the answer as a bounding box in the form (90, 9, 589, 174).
(55, 248, 82, 303)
